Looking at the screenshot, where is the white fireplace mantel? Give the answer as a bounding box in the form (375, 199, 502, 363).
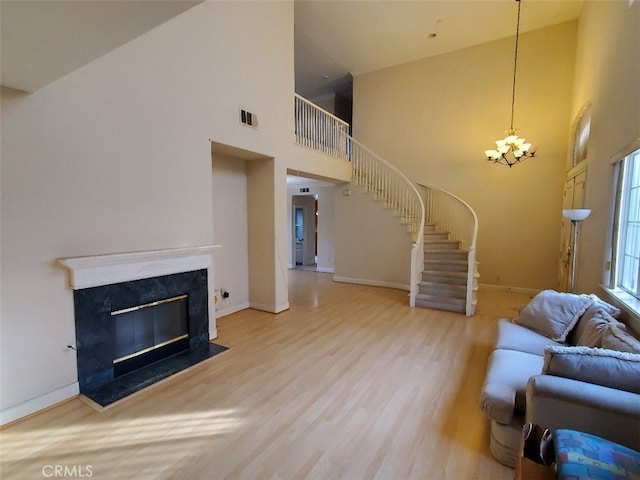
(57, 245, 221, 290)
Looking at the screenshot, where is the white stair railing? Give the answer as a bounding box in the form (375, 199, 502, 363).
(293, 93, 425, 307)
(350, 138, 425, 307)
(294, 93, 349, 160)
(417, 183, 478, 316)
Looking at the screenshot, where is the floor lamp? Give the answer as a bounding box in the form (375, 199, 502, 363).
(562, 209, 591, 293)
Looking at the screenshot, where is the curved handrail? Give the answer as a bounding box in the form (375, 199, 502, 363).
(349, 137, 425, 306)
(293, 93, 425, 307)
(417, 182, 478, 316)
(417, 182, 478, 249)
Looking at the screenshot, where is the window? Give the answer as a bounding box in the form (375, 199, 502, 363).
(572, 103, 591, 168)
(612, 148, 640, 300)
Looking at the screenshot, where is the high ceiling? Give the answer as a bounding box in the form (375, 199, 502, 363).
(1, 0, 583, 96)
(0, 0, 202, 92)
(295, 0, 584, 100)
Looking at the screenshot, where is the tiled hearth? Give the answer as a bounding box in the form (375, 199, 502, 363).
(58, 246, 223, 407)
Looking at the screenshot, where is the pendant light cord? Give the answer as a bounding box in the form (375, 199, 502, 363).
(484, 0, 536, 165)
(510, 0, 522, 131)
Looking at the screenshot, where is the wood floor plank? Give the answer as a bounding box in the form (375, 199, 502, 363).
(0, 271, 531, 479)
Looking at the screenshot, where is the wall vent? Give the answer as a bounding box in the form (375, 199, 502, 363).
(240, 109, 257, 127)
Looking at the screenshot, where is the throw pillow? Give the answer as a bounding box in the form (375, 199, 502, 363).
(601, 324, 640, 354)
(515, 290, 594, 342)
(584, 293, 622, 318)
(542, 345, 640, 394)
(570, 309, 624, 347)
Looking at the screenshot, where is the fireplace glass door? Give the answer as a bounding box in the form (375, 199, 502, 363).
(112, 294, 189, 376)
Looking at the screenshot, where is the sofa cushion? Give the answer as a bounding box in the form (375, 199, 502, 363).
(542, 345, 640, 394)
(496, 318, 564, 356)
(601, 324, 640, 353)
(480, 349, 545, 423)
(515, 290, 594, 342)
(569, 309, 625, 348)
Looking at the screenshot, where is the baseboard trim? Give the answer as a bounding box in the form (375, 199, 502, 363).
(1, 382, 79, 426)
(249, 301, 290, 314)
(216, 301, 250, 318)
(480, 283, 539, 296)
(316, 267, 335, 274)
(209, 326, 218, 340)
(333, 276, 409, 292)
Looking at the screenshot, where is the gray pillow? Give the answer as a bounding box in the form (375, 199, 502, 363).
(542, 346, 640, 393)
(583, 293, 622, 318)
(542, 345, 640, 394)
(570, 309, 624, 347)
(601, 324, 640, 353)
(515, 290, 594, 342)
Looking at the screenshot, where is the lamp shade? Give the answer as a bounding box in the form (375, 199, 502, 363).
(563, 209, 591, 221)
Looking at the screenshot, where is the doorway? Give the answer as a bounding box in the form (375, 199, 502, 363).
(559, 164, 587, 290)
(292, 194, 317, 270)
(295, 206, 305, 265)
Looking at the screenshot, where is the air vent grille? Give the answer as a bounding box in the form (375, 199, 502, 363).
(240, 109, 257, 127)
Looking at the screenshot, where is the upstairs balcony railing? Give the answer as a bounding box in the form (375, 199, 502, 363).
(294, 93, 349, 160)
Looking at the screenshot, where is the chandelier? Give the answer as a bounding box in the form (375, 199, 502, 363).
(484, 0, 537, 167)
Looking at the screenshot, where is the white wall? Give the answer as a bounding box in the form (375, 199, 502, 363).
(316, 186, 336, 273)
(569, 0, 640, 295)
(334, 184, 414, 290)
(352, 22, 577, 291)
(0, 1, 295, 423)
(212, 154, 250, 317)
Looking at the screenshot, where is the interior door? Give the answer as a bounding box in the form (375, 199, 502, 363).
(295, 206, 304, 265)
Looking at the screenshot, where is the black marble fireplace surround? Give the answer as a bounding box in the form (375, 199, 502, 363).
(74, 269, 213, 404)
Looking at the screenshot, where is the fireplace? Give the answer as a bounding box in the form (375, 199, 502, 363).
(58, 246, 223, 405)
(112, 294, 189, 377)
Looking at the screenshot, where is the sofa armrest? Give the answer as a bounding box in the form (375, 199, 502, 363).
(480, 349, 544, 424)
(526, 375, 640, 451)
(480, 381, 516, 424)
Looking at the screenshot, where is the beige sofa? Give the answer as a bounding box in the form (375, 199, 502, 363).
(479, 290, 640, 467)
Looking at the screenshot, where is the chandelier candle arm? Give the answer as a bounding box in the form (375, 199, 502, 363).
(483, 0, 537, 167)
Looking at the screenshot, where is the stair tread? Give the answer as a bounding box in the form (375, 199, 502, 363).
(423, 269, 467, 277)
(416, 293, 466, 304)
(424, 259, 468, 265)
(419, 281, 466, 289)
(415, 299, 466, 313)
(419, 289, 466, 300)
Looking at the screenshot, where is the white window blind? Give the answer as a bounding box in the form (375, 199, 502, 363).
(613, 149, 640, 299)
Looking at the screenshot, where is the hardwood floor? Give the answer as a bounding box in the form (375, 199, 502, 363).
(0, 271, 532, 479)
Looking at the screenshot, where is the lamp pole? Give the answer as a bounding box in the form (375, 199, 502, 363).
(569, 219, 580, 293)
(563, 209, 591, 293)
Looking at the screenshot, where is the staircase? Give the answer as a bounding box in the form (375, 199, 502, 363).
(416, 223, 477, 313)
(294, 93, 478, 315)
